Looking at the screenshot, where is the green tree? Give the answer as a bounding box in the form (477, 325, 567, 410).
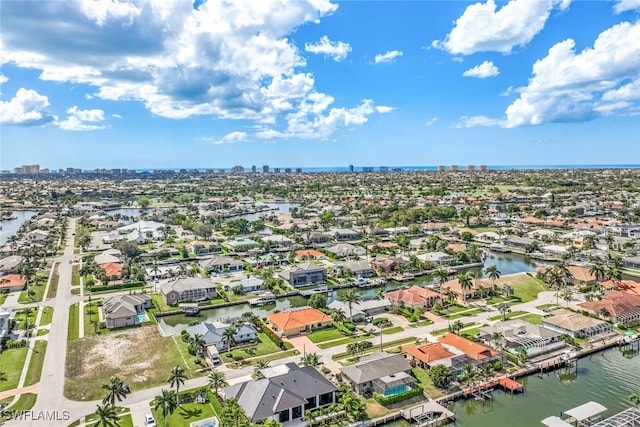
(154, 389, 178, 427)
(629, 393, 640, 407)
(589, 262, 606, 283)
(497, 303, 511, 321)
(223, 326, 236, 355)
(167, 365, 187, 406)
(94, 403, 120, 427)
(484, 265, 501, 288)
(208, 369, 229, 396)
(308, 293, 328, 309)
(101, 376, 130, 407)
(516, 347, 529, 366)
(300, 352, 322, 367)
(429, 364, 455, 389)
(338, 288, 362, 320)
(189, 333, 206, 357)
(457, 272, 474, 300)
(253, 359, 271, 379)
(138, 196, 151, 208)
(220, 398, 251, 427)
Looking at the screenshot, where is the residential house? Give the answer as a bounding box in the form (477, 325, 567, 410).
(159, 277, 217, 305)
(384, 286, 441, 309)
(412, 333, 503, 373)
(405, 341, 469, 374)
(339, 260, 374, 277)
(295, 249, 325, 260)
(623, 257, 640, 270)
(0, 274, 26, 292)
(502, 236, 536, 249)
(580, 291, 640, 326)
(262, 234, 295, 249)
(199, 256, 244, 274)
(103, 294, 152, 328)
(542, 308, 612, 338)
(0, 307, 14, 341)
(268, 307, 332, 337)
(330, 228, 361, 241)
(223, 238, 260, 253)
(278, 262, 327, 287)
(441, 276, 492, 301)
(339, 352, 415, 396)
(326, 243, 364, 258)
(98, 262, 123, 281)
(27, 229, 49, 242)
(303, 232, 332, 245)
(371, 257, 405, 274)
(94, 249, 122, 265)
(232, 277, 264, 293)
(185, 320, 258, 351)
(187, 241, 221, 255)
(221, 363, 337, 423)
(478, 320, 565, 357)
(0, 256, 23, 275)
(417, 252, 455, 266)
(327, 299, 391, 322)
(566, 265, 596, 286)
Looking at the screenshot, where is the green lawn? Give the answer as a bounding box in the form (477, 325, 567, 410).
(1, 393, 37, 413)
(413, 368, 446, 399)
(219, 333, 283, 363)
(536, 303, 560, 311)
(68, 303, 80, 341)
(37, 329, 49, 336)
(488, 311, 528, 321)
(24, 340, 47, 386)
(495, 273, 547, 303)
(0, 347, 29, 391)
(444, 308, 484, 319)
(518, 313, 545, 325)
(431, 322, 480, 336)
(72, 274, 81, 286)
(151, 294, 180, 312)
(381, 326, 403, 335)
(14, 309, 38, 330)
(0, 293, 7, 304)
(307, 327, 347, 343)
(18, 281, 47, 303)
(39, 307, 54, 326)
(316, 334, 373, 349)
(83, 302, 109, 336)
(331, 337, 416, 361)
(152, 400, 217, 427)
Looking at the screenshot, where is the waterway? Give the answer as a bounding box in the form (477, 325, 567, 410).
(0, 210, 38, 246)
(157, 251, 546, 335)
(234, 202, 300, 221)
(386, 347, 640, 426)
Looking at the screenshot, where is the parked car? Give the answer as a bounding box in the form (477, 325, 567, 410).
(145, 414, 156, 426)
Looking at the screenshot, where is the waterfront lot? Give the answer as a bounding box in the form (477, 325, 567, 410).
(0, 347, 28, 391)
(494, 273, 547, 303)
(65, 326, 197, 400)
(152, 400, 217, 427)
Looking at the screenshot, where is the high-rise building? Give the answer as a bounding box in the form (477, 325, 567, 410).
(251, 165, 257, 173)
(380, 166, 389, 172)
(438, 165, 446, 172)
(274, 167, 281, 173)
(450, 165, 459, 171)
(348, 164, 354, 172)
(362, 167, 374, 172)
(231, 165, 245, 174)
(262, 165, 269, 173)
(284, 168, 292, 173)
(467, 165, 475, 171)
(295, 168, 302, 173)
(479, 165, 487, 171)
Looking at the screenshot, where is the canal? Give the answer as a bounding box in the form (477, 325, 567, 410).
(0, 210, 39, 246)
(157, 251, 547, 335)
(386, 347, 640, 426)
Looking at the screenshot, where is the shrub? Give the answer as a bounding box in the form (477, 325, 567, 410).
(260, 320, 283, 347)
(493, 361, 503, 371)
(374, 387, 424, 405)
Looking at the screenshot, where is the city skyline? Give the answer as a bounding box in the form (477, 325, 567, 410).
(1, 0, 640, 169)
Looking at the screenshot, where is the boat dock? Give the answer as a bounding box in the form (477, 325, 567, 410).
(463, 377, 523, 399)
(401, 401, 455, 426)
(299, 285, 329, 296)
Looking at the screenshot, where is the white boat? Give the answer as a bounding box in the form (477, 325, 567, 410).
(248, 292, 276, 306)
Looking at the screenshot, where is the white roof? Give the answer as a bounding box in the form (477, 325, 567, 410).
(564, 402, 607, 421)
(541, 417, 573, 427)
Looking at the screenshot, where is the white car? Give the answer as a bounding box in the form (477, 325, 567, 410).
(145, 414, 156, 426)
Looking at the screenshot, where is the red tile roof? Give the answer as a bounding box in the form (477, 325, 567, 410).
(405, 342, 455, 364)
(439, 333, 498, 360)
(0, 274, 26, 289)
(268, 308, 332, 331)
(99, 262, 122, 277)
(384, 285, 441, 306)
(580, 291, 640, 319)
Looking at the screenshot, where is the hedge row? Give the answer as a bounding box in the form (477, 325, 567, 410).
(374, 386, 424, 406)
(260, 320, 285, 348)
(88, 281, 145, 293)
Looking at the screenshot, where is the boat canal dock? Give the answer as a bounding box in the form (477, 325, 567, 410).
(401, 401, 455, 426)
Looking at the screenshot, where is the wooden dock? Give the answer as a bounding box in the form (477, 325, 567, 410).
(463, 377, 523, 399)
(401, 401, 455, 426)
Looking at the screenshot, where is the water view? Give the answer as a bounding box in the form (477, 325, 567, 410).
(0, 210, 38, 246)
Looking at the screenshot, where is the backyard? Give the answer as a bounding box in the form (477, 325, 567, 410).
(65, 326, 200, 400)
(494, 273, 547, 303)
(0, 347, 28, 391)
(219, 332, 286, 363)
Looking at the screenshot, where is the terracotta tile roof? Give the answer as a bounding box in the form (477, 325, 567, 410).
(442, 277, 492, 295)
(99, 262, 123, 277)
(295, 249, 324, 259)
(439, 333, 498, 360)
(580, 291, 640, 319)
(0, 274, 26, 288)
(405, 342, 455, 364)
(384, 285, 441, 306)
(445, 243, 467, 253)
(567, 266, 595, 282)
(268, 308, 332, 331)
(519, 216, 544, 224)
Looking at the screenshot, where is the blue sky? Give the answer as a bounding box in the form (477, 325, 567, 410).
(1, 0, 639, 170)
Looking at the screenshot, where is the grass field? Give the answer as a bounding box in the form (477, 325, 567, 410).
(0, 293, 7, 305)
(40, 307, 54, 326)
(14, 309, 38, 330)
(152, 399, 217, 427)
(413, 368, 446, 399)
(306, 327, 347, 343)
(444, 308, 484, 319)
(316, 334, 373, 349)
(488, 311, 528, 321)
(381, 326, 403, 335)
(68, 303, 80, 341)
(24, 340, 47, 386)
(219, 333, 284, 363)
(494, 273, 547, 303)
(518, 313, 545, 325)
(83, 302, 109, 336)
(0, 347, 28, 391)
(431, 322, 480, 336)
(1, 393, 37, 413)
(65, 326, 200, 401)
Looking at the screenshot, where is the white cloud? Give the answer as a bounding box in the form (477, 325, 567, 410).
(456, 115, 504, 128)
(112, 113, 122, 118)
(374, 50, 403, 64)
(0, 0, 385, 139)
(0, 88, 54, 125)
(57, 106, 106, 130)
(305, 35, 352, 61)
(614, 0, 640, 13)
(462, 61, 500, 78)
(459, 20, 640, 127)
(206, 131, 247, 145)
(375, 106, 394, 113)
(425, 117, 437, 126)
(0, 74, 8, 84)
(434, 0, 569, 55)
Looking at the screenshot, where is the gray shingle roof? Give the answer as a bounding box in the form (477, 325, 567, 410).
(340, 351, 412, 385)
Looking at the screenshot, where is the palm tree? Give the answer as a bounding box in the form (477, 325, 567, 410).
(300, 352, 322, 367)
(547, 268, 565, 307)
(94, 403, 120, 427)
(223, 326, 237, 355)
(629, 393, 640, 407)
(461, 364, 477, 387)
(167, 365, 187, 406)
(154, 389, 178, 427)
(253, 359, 271, 379)
(338, 288, 362, 321)
(207, 370, 228, 396)
(451, 320, 464, 334)
(101, 377, 130, 407)
(457, 272, 474, 301)
(189, 333, 206, 357)
(589, 262, 606, 283)
(497, 303, 511, 321)
(516, 347, 529, 366)
(433, 268, 449, 291)
(562, 288, 573, 306)
(484, 265, 501, 288)
(330, 308, 346, 324)
(491, 331, 503, 348)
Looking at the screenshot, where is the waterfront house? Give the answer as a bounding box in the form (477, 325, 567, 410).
(103, 294, 152, 329)
(221, 363, 337, 423)
(0, 274, 27, 292)
(339, 351, 415, 396)
(268, 307, 332, 337)
(184, 321, 258, 351)
(623, 256, 640, 270)
(232, 277, 264, 293)
(326, 243, 364, 258)
(159, 277, 217, 305)
(417, 251, 455, 266)
(199, 255, 244, 274)
(222, 238, 260, 253)
(566, 265, 597, 286)
(0, 256, 23, 275)
(478, 320, 565, 357)
(579, 291, 640, 325)
(441, 276, 492, 301)
(542, 308, 612, 338)
(327, 298, 391, 322)
(384, 285, 441, 309)
(187, 241, 221, 255)
(329, 228, 361, 241)
(0, 306, 14, 341)
(437, 333, 502, 369)
(405, 341, 468, 374)
(339, 260, 375, 277)
(278, 262, 327, 287)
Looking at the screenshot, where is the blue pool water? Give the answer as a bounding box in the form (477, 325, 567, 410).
(383, 385, 409, 396)
(136, 312, 149, 323)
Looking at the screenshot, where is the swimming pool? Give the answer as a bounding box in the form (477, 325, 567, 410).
(136, 312, 149, 323)
(383, 384, 410, 396)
